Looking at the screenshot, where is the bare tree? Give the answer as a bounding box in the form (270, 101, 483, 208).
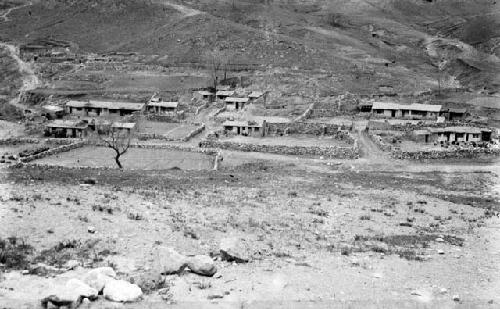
(203, 48, 230, 94)
(92, 121, 134, 169)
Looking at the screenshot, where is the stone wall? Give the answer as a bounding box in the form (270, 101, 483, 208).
(19, 141, 85, 163)
(0, 138, 40, 145)
(138, 124, 205, 142)
(0, 137, 81, 146)
(391, 147, 500, 160)
(199, 140, 359, 159)
(367, 132, 393, 152)
(146, 113, 184, 123)
(266, 122, 354, 142)
(182, 124, 205, 142)
(368, 120, 489, 132)
(294, 101, 316, 122)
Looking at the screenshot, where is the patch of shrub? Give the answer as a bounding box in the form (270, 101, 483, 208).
(0, 237, 34, 270)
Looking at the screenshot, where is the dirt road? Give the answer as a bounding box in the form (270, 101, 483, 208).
(0, 42, 40, 112)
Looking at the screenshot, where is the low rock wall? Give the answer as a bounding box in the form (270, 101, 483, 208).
(19, 141, 85, 163)
(391, 147, 500, 160)
(138, 124, 205, 142)
(367, 133, 392, 152)
(294, 101, 316, 122)
(266, 122, 354, 142)
(182, 124, 205, 142)
(0, 138, 40, 145)
(199, 140, 359, 159)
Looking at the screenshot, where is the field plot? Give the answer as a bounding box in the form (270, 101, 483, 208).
(140, 121, 199, 140)
(103, 72, 209, 92)
(34, 146, 213, 170)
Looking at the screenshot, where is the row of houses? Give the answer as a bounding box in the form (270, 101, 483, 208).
(413, 126, 493, 144)
(198, 90, 264, 111)
(57, 98, 180, 118)
(362, 102, 468, 121)
(44, 119, 136, 138)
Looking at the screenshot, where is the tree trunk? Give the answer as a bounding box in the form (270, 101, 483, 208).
(115, 153, 123, 169)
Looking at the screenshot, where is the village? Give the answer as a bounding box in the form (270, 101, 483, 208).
(2, 65, 499, 168)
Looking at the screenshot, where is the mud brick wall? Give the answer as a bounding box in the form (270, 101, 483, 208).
(391, 148, 500, 160)
(199, 140, 359, 159)
(266, 122, 354, 142)
(20, 141, 85, 163)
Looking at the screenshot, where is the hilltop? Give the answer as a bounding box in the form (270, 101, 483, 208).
(0, 0, 498, 94)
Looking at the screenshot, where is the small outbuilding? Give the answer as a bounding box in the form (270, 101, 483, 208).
(248, 91, 264, 100)
(442, 108, 468, 121)
(225, 97, 250, 111)
(413, 126, 493, 144)
(372, 102, 442, 119)
(198, 90, 215, 100)
(66, 100, 145, 117)
(111, 122, 136, 134)
(45, 120, 88, 138)
(223, 119, 265, 137)
(41, 105, 65, 119)
(216, 90, 235, 100)
(147, 101, 178, 114)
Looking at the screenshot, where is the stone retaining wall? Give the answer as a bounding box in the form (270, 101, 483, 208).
(391, 147, 500, 160)
(199, 140, 359, 159)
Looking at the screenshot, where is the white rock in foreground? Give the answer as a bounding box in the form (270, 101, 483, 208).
(82, 267, 116, 293)
(187, 255, 217, 277)
(41, 278, 97, 308)
(103, 279, 143, 302)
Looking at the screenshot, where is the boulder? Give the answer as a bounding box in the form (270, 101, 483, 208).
(219, 237, 250, 263)
(103, 279, 143, 302)
(41, 279, 97, 309)
(82, 267, 116, 293)
(64, 260, 80, 270)
(105, 256, 137, 274)
(156, 247, 188, 275)
(187, 255, 217, 277)
(129, 270, 165, 294)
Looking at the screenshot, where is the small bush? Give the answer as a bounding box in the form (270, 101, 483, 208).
(340, 246, 352, 256)
(0, 237, 34, 270)
(359, 215, 371, 221)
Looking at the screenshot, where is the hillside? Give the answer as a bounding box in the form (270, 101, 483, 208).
(0, 0, 499, 94)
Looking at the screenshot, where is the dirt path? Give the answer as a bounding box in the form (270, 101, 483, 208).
(356, 129, 386, 160)
(0, 42, 41, 113)
(0, 3, 30, 23)
(152, 0, 203, 17)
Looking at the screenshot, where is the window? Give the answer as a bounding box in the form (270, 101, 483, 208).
(472, 134, 479, 138)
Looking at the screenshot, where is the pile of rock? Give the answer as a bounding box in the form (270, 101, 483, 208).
(41, 267, 143, 308)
